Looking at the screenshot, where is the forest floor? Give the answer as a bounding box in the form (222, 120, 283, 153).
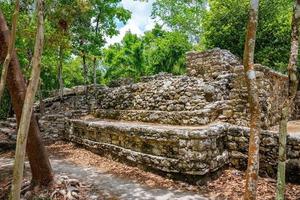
(1, 141, 300, 200)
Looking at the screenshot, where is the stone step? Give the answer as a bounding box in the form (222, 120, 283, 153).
(65, 118, 229, 176)
(0, 127, 16, 135)
(93, 107, 225, 126)
(6, 117, 16, 123)
(0, 131, 16, 151)
(0, 141, 16, 151)
(0, 121, 17, 129)
(0, 127, 16, 140)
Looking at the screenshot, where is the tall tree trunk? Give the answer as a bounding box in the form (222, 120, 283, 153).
(58, 45, 64, 100)
(93, 57, 97, 87)
(11, 0, 46, 198)
(0, 0, 19, 103)
(93, 15, 100, 88)
(276, 1, 300, 199)
(82, 53, 88, 98)
(38, 79, 45, 115)
(0, 10, 53, 187)
(243, 1, 261, 200)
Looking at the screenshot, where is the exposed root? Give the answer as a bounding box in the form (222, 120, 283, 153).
(30, 175, 90, 200)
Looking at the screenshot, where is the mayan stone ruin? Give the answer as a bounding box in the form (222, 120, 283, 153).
(1, 48, 299, 183)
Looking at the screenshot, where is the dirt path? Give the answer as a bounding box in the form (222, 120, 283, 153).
(1, 141, 300, 200)
(0, 158, 206, 200)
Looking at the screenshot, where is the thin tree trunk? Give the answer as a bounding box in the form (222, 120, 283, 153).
(93, 57, 97, 87)
(276, 1, 300, 199)
(58, 45, 64, 100)
(93, 15, 100, 88)
(10, 0, 45, 199)
(243, 1, 261, 200)
(0, 9, 53, 187)
(38, 79, 45, 115)
(82, 53, 88, 98)
(0, 0, 19, 103)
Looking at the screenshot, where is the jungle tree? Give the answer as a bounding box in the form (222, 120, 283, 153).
(243, 0, 261, 199)
(276, 0, 300, 199)
(0, 8, 53, 189)
(0, 0, 19, 103)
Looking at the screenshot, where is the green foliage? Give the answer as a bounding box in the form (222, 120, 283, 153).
(63, 57, 85, 87)
(1, 0, 131, 89)
(0, 0, 131, 117)
(143, 28, 192, 74)
(102, 25, 192, 83)
(103, 32, 145, 82)
(71, 0, 131, 58)
(202, 0, 293, 72)
(0, 0, 297, 116)
(152, 0, 206, 40)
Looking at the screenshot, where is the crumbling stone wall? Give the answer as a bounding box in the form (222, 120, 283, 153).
(93, 73, 230, 126)
(37, 49, 289, 129)
(31, 48, 300, 182)
(89, 49, 288, 128)
(187, 48, 289, 128)
(186, 48, 241, 79)
(65, 119, 229, 175)
(64, 120, 300, 181)
(226, 125, 300, 182)
(34, 86, 95, 138)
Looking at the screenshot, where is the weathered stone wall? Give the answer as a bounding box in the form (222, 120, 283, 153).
(186, 48, 241, 79)
(65, 119, 229, 175)
(227, 64, 288, 128)
(93, 73, 231, 126)
(63, 120, 300, 182)
(226, 125, 300, 182)
(187, 48, 289, 128)
(34, 86, 95, 138)
(29, 48, 299, 183)
(89, 49, 288, 128)
(37, 49, 289, 129)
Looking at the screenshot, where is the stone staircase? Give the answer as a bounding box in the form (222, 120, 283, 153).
(66, 118, 228, 176)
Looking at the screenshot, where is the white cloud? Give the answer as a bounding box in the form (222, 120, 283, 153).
(105, 0, 156, 46)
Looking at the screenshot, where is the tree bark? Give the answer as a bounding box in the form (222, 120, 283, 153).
(38, 79, 45, 115)
(0, 0, 19, 103)
(93, 57, 97, 87)
(82, 53, 88, 98)
(58, 45, 64, 100)
(276, 1, 300, 199)
(243, 1, 261, 200)
(93, 15, 100, 88)
(0, 9, 53, 187)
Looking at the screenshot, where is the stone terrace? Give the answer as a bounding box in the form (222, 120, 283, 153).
(1, 48, 299, 183)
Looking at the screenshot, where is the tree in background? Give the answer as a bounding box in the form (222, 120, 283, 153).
(276, 0, 300, 199)
(103, 32, 145, 82)
(152, 0, 206, 42)
(203, 0, 293, 71)
(143, 27, 192, 74)
(102, 25, 192, 84)
(0, 0, 19, 103)
(71, 0, 131, 91)
(242, 0, 261, 199)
